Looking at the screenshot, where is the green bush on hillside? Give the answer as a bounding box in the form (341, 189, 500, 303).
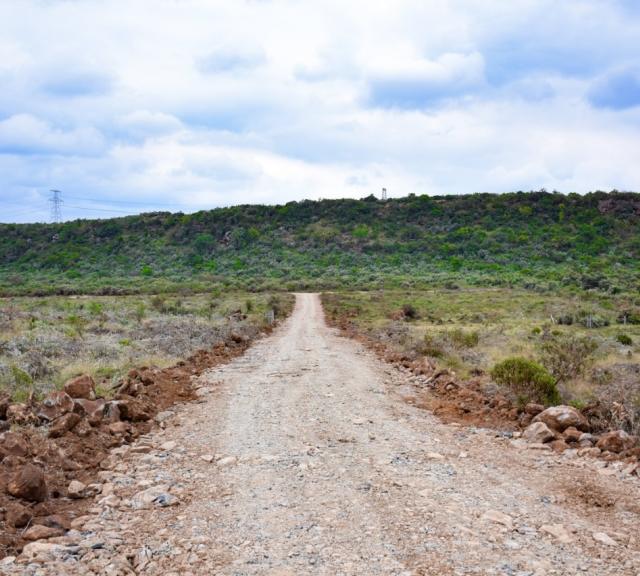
(491, 357, 560, 406)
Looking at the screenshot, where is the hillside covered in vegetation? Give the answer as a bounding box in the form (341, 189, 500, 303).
(1, 191, 639, 296)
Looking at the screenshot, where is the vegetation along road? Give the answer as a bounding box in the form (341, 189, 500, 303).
(7, 293, 640, 575)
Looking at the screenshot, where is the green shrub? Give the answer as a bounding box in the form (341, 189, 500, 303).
(448, 328, 479, 348)
(491, 357, 560, 406)
(616, 334, 633, 346)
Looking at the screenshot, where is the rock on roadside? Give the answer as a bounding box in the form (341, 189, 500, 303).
(533, 405, 589, 433)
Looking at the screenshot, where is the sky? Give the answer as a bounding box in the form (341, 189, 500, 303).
(0, 0, 639, 222)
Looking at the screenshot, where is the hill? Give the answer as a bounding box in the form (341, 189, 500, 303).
(0, 191, 639, 296)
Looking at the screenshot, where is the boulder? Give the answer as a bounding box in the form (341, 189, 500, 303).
(37, 391, 74, 422)
(596, 430, 637, 454)
(7, 465, 47, 502)
(0, 432, 28, 457)
(48, 412, 81, 438)
(63, 375, 95, 400)
(523, 421, 555, 444)
(533, 405, 589, 433)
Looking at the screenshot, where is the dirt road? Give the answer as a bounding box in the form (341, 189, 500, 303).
(11, 293, 640, 575)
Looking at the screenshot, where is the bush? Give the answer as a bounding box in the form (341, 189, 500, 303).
(447, 328, 479, 348)
(491, 357, 560, 406)
(151, 295, 165, 312)
(402, 304, 419, 320)
(539, 333, 598, 384)
(422, 333, 445, 358)
(616, 334, 633, 346)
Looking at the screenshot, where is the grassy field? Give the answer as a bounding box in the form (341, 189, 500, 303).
(322, 288, 640, 431)
(0, 291, 294, 402)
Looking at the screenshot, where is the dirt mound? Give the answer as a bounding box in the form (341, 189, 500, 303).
(0, 332, 261, 558)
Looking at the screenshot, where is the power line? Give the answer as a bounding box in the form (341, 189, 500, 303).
(49, 190, 63, 223)
(64, 204, 136, 214)
(63, 194, 191, 208)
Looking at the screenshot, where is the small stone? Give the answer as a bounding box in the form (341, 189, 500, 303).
(48, 412, 82, 438)
(155, 410, 175, 423)
(217, 456, 238, 467)
(67, 480, 86, 499)
(524, 403, 545, 415)
(64, 374, 96, 400)
(132, 485, 171, 509)
(6, 503, 31, 528)
(23, 524, 64, 541)
(426, 452, 445, 460)
(37, 391, 74, 422)
(596, 430, 636, 454)
(153, 493, 180, 507)
(161, 441, 177, 451)
(0, 431, 28, 457)
(540, 523, 573, 544)
(523, 422, 555, 444)
(592, 532, 617, 546)
(7, 464, 47, 502)
(481, 509, 513, 530)
(20, 542, 66, 561)
(200, 454, 214, 463)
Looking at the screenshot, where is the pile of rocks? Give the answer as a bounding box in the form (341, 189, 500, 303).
(0, 334, 254, 559)
(521, 404, 639, 463)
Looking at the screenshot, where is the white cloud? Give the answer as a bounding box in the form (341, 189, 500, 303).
(0, 0, 639, 222)
(0, 114, 105, 155)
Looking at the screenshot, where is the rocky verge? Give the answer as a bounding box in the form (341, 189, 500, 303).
(0, 328, 264, 559)
(328, 314, 640, 473)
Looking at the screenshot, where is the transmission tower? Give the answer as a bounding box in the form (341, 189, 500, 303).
(381, 187, 387, 201)
(49, 189, 63, 223)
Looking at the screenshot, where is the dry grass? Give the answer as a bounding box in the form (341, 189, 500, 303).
(0, 291, 294, 401)
(323, 288, 640, 432)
